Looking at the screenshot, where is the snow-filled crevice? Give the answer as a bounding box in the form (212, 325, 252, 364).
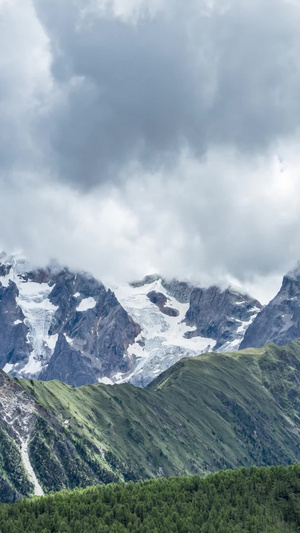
(16, 281, 58, 376)
(76, 297, 96, 312)
(216, 306, 261, 352)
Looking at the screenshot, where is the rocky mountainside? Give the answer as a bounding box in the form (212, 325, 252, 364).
(0, 253, 140, 386)
(240, 265, 300, 349)
(113, 276, 262, 386)
(2, 339, 300, 502)
(185, 285, 262, 351)
(0, 253, 263, 387)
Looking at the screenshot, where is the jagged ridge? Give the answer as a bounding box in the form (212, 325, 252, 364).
(0, 255, 263, 387)
(0, 253, 140, 386)
(241, 266, 300, 349)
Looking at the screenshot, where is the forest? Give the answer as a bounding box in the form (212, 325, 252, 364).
(1, 464, 300, 532)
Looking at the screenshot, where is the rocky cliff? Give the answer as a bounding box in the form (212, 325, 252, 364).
(240, 266, 300, 349)
(0, 254, 140, 386)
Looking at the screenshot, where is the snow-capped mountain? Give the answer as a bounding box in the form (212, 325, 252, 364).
(0, 252, 140, 386)
(185, 285, 262, 352)
(111, 276, 215, 386)
(111, 275, 262, 386)
(240, 265, 300, 349)
(0, 252, 262, 387)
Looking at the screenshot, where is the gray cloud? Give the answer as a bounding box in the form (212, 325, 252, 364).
(2, 147, 299, 304)
(30, 0, 300, 187)
(1, 0, 300, 303)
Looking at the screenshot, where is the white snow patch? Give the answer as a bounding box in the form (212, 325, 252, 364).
(113, 372, 124, 381)
(13, 319, 23, 325)
(16, 281, 58, 376)
(64, 333, 73, 345)
(3, 363, 14, 373)
(21, 438, 44, 496)
(74, 292, 80, 297)
(0, 272, 13, 287)
(76, 297, 96, 312)
(98, 377, 114, 385)
(47, 334, 58, 350)
(22, 353, 43, 375)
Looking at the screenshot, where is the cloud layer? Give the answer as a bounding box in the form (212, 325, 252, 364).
(1, 0, 300, 302)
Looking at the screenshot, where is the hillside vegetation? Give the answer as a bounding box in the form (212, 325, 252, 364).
(2, 339, 300, 499)
(1, 465, 300, 532)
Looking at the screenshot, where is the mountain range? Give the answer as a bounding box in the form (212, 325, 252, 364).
(0, 253, 140, 387)
(0, 252, 272, 387)
(2, 252, 300, 387)
(3, 252, 300, 502)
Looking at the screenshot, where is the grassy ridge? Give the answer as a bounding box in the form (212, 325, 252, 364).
(3, 339, 300, 499)
(24, 341, 300, 480)
(1, 464, 300, 532)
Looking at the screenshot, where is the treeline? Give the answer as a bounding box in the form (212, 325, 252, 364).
(1, 464, 300, 532)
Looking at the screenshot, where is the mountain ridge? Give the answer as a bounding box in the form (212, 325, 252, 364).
(0, 254, 141, 386)
(2, 338, 300, 502)
(0, 253, 263, 387)
(3, 252, 300, 389)
(240, 266, 300, 349)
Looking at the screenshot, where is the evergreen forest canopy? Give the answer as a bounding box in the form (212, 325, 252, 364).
(1, 465, 300, 532)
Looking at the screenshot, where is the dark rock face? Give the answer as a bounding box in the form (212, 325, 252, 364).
(0, 258, 141, 386)
(240, 270, 300, 349)
(161, 280, 193, 304)
(0, 282, 30, 369)
(39, 333, 98, 386)
(132, 276, 193, 304)
(185, 286, 262, 350)
(41, 270, 141, 385)
(147, 291, 179, 317)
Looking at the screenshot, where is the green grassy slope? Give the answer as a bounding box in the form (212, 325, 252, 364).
(3, 339, 300, 499)
(0, 426, 33, 502)
(1, 464, 300, 532)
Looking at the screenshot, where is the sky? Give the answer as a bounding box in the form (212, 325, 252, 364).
(1, 0, 300, 303)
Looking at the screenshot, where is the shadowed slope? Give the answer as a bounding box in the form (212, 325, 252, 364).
(2, 339, 300, 500)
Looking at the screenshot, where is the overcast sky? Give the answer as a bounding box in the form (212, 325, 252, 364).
(1, 0, 300, 303)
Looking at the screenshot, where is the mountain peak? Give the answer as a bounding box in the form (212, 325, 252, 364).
(0, 260, 140, 386)
(240, 264, 300, 349)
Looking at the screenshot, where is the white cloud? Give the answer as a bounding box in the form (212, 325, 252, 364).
(1, 0, 300, 304)
(1, 145, 299, 304)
